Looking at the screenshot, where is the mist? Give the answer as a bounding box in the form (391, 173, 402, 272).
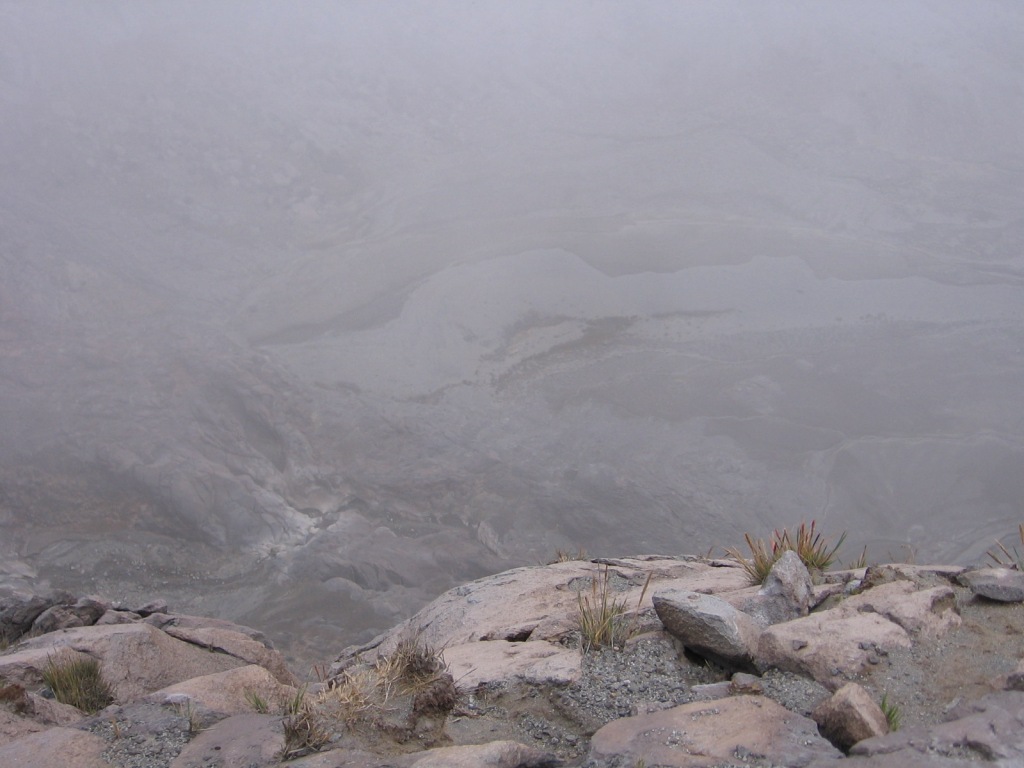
(2, 1, 1022, 668)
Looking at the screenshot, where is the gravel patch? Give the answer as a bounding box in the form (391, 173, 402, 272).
(79, 703, 193, 768)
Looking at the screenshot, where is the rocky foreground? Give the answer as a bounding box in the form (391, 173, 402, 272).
(2, 554, 1024, 767)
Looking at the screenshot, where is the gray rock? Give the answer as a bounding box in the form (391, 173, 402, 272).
(30, 596, 109, 634)
(653, 589, 762, 671)
(0, 590, 72, 642)
(742, 550, 813, 626)
(959, 567, 1024, 602)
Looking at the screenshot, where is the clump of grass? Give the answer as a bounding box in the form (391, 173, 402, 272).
(576, 566, 651, 653)
(377, 632, 448, 694)
(550, 547, 589, 564)
(726, 520, 847, 585)
(880, 692, 902, 731)
(41, 653, 113, 714)
(173, 699, 203, 734)
(281, 685, 330, 759)
(845, 545, 870, 570)
(244, 689, 270, 714)
(987, 524, 1024, 570)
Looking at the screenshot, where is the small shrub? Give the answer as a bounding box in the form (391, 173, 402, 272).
(987, 524, 1024, 570)
(41, 653, 113, 714)
(726, 521, 847, 585)
(576, 566, 651, 653)
(880, 693, 902, 731)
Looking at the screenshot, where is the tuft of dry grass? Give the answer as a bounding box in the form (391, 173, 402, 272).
(42, 653, 114, 714)
(726, 520, 847, 585)
(576, 566, 651, 653)
(550, 547, 589, 564)
(282, 685, 330, 759)
(987, 524, 1024, 570)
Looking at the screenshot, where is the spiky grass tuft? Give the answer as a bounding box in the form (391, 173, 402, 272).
(41, 653, 114, 714)
(880, 692, 902, 731)
(987, 524, 1024, 570)
(726, 521, 847, 585)
(576, 566, 651, 653)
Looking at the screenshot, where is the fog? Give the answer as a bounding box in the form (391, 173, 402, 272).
(2, 1, 1023, 668)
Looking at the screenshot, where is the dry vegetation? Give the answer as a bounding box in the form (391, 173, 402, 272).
(725, 520, 847, 585)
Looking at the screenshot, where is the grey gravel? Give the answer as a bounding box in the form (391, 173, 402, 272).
(79, 703, 194, 768)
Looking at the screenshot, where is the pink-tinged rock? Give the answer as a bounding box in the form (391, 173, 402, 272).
(842, 581, 961, 637)
(0, 710, 47, 749)
(5, 623, 245, 702)
(588, 695, 842, 767)
(444, 639, 580, 691)
(394, 740, 560, 767)
(146, 664, 298, 717)
(813, 682, 889, 752)
(0, 726, 111, 768)
(160, 624, 297, 686)
(757, 611, 911, 688)
(341, 557, 747, 664)
(959, 567, 1024, 603)
(169, 713, 283, 768)
(653, 589, 762, 670)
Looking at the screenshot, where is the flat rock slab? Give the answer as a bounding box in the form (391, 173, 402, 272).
(758, 611, 911, 688)
(169, 712, 284, 768)
(588, 694, 843, 767)
(653, 589, 761, 670)
(959, 568, 1024, 603)
(0, 726, 111, 768)
(160, 624, 297, 685)
(145, 663, 298, 717)
(6, 623, 245, 702)
(444, 639, 581, 690)
(847, 691, 1024, 765)
(393, 740, 560, 767)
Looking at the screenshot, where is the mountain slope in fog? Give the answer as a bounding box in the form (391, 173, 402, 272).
(1, 1, 1022, 666)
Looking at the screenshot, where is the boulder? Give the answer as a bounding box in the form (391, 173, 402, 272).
(653, 589, 761, 670)
(443, 639, 580, 691)
(30, 597, 109, 634)
(0, 590, 72, 642)
(959, 568, 1024, 603)
(587, 695, 843, 767)
(146, 664, 298, 718)
(812, 682, 889, 752)
(757, 611, 911, 688)
(0, 726, 110, 768)
(741, 550, 813, 626)
(842, 581, 961, 637)
(335, 557, 747, 668)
